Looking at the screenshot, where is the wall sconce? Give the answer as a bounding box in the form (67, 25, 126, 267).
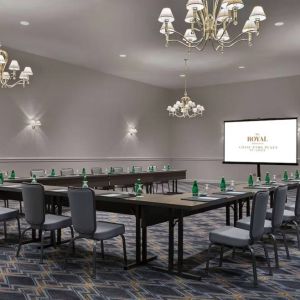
(128, 127, 138, 136)
(30, 119, 42, 129)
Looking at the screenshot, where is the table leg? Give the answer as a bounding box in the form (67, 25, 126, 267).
(234, 201, 238, 226)
(142, 225, 147, 261)
(246, 198, 251, 216)
(136, 206, 141, 264)
(175, 180, 178, 193)
(239, 201, 243, 219)
(226, 204, 230, 226)
(177, 210, 184, 274)
(168, 209, 174, 271)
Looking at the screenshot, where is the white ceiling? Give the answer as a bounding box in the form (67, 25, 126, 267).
(0, 0, 300, 89)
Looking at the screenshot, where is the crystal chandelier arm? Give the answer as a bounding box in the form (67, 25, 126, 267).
(213, 0, 222, 20)
(221, 37, 248, 48)
(1, 79, 27, 88)
(221, 31, 248, 44)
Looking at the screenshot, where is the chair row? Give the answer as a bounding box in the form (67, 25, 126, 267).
(2, 183, 127, 278)
(206, 185, 300, 286)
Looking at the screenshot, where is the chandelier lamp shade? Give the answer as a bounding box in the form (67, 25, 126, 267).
(0, 45, 33, 88)
(167, 59, 205, 118)
(158, 0, 266, 52)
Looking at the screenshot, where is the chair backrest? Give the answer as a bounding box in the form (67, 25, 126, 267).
(133, 166, 143, 173)
(249, 191, 269, 241)
(113, 167, 123, 174)
(61, 168, 74, 176)
(91, 167, 102, 175)
(22, 183, 45, 226)
(295, 185, 300, 219)
(30, 169, 46, 178)
(68, 187, 96, 236)
(272, 185, 288, 229)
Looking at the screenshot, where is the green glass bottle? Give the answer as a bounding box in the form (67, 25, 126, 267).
(135, 178, 143, 196)
(82, 168, 86, 176)
(10, 170, 16, 179)
(31, 174, 37, 184)
(220, 177, 226, 192)
(131, 166, 135, 174)
(0, 173, 3, 185)
(51, 169, 56, 177)
(82, 175, 88, 188)
(295, 170, 299, 180)
(167, 165, 171, 171)
(265, 172, 270, 185)
(110, 167, 114, 174)
(248, 174, 254, 187)
(283, 170, 289, 181)
(192, 180, 199, 197)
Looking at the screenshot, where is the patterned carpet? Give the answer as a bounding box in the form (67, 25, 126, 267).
(0, 182, 299, 300)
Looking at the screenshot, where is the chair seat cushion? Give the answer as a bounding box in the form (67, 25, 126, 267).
(209, 226, 250, 247)
(266, 208, 295, 222)
(236, 216, 272, 234)
(0, 207, 19, 222)
(93, 221, 125, 240)
(32, 214, 72, 231)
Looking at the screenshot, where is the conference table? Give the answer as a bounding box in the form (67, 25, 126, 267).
(4, 169, 187, 194)
(0, 178, 298, 280)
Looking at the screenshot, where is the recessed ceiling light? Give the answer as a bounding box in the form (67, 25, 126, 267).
(274, 22, 284, 27)
(20, 21, 30, 26)
(119, 54, 127, 58)
(179, 74, 186, 78)
(238, 65, 245, 69)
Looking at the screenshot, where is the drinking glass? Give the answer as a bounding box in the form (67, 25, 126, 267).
(290, 172, 294, 180)
(229, 180, 235, 191)
(272, 174, 277, 183)
(256, 177, 261, 186)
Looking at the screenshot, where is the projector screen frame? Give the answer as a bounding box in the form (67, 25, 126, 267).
(223, 117, 298, 166)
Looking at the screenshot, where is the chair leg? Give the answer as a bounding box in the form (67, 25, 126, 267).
(92, 240, 97, 278)
(40, 231, 45, 264)
(101, 240, 105, 259)
(269, 234, 279, 268)
(292, 220, 300, 250)
(167, 181, 170, 192)
(156, 184, 158, 194)
(281, 231, 290, 259)
(248, 246, 258, 286)
(69, 226, 75, 253)
(121, 234, 128, 269)
(262, 242, 273, 275)
(19, 201, 22, 214)
(219, 245, 224, 267)
(16, 217, 21, 240)
(16, 227, 32, 257)
(206, 243, 213, 274)
(162, 183, 164, 194)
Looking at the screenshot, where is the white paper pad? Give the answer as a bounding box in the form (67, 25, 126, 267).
(52, 189, 68, 192)
(6, 184, 22, 188)
(103, 193, 123, 197)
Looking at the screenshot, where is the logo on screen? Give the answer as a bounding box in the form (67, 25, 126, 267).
(247, 133, 267, 144)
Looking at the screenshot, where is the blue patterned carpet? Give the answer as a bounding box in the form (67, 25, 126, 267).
(0, 182, 299, 299)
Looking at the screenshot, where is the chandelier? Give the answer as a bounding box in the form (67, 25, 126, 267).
(158, 0, 266, 53)
(0, 45, 33, 88)
(167, 59, 204, 118)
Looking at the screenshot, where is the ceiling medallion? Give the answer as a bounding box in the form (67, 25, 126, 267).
(0, 44, 33, 88)
(167, 59, 204, 118)
(159, 0, 266, 53)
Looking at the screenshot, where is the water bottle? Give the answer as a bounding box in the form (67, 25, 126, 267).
(220, 177, 226, 192)
(248, 174, 254, 187)
(82, 175, 88, 188)
(192, 180, 199, 197)
(265, 172, 270, 185)
(31, 174, 37, 184)
(283, 170, 288, 181)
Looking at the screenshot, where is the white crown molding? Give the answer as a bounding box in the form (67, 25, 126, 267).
(0, 157, 170, 163)
(171, 157, 223, 162)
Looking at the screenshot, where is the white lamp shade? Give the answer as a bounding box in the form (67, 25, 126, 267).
(2, 72, 10, 80)
(186, 0, 204, 11)
(23, 66, 33, 75)
(184, 29, 197, 42)
(19, 72, 29, 80)
(217, 28, 230, 41)
(185, 9, 196, 23)
(0, 55, 5, 64)
(249, 6, 266, 21)
(217, 7, 229, 22)
(227, 0, 244, 10)
(160, 23, 175, 34)
(243, 20, 257, 33)
(158, 8, 175, 23)
(9, 60, 20, 71)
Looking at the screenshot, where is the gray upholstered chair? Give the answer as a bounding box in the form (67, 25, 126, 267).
(30, 169, 46, 178)
(60, 168, 75, 176)
(206, 191, 271, 286)
(65, 187, 127, 277)
(91, 167, 102, 175)
(0, 207, 21, 240)
(16, 183, 73, 263)
(237, 185, 289, 268)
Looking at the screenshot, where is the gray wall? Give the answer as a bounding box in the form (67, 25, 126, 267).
(169, 75, 300, 182)
(0, 49, 171, 176)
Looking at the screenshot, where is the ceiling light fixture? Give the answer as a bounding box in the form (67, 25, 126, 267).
(119, 54, 127, 58)
(274, 22, 284, 27)
(158, 0, 266, 53)
(238, 65, 245, 69)
(20, 21, 30, 26)
(179, 74, 186, 77)
(167, 58, 204, 118)
(30, 120, 41, 129)
(0, 44, 33, 88)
